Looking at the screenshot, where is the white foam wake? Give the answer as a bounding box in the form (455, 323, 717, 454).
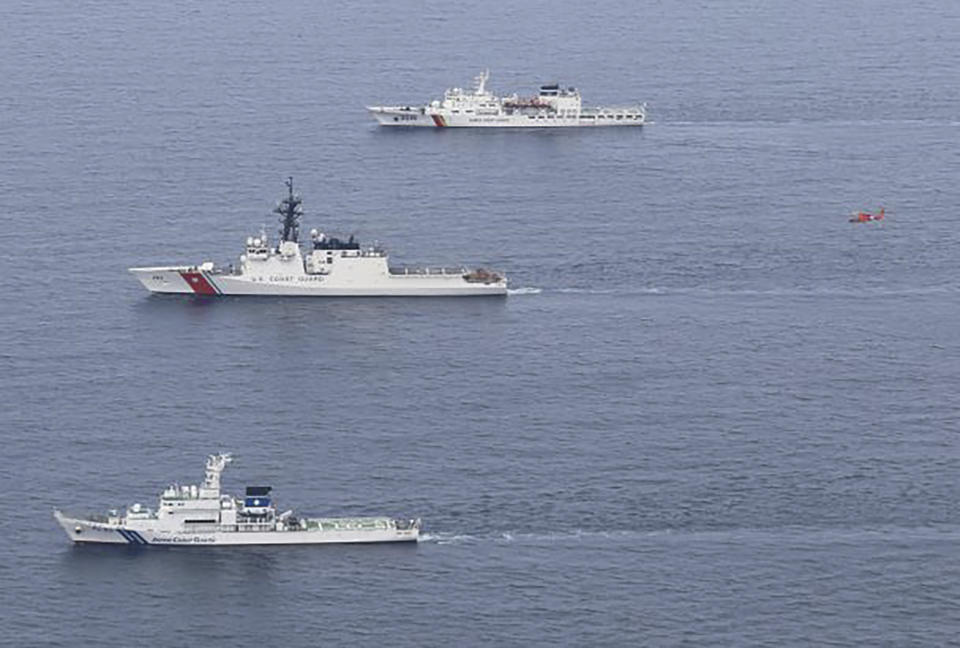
(551, 284, 959, 298)
(507, 286, 542, 296)
(420, 529, 646, 546)
(419, 532, 481, 545)
(423, 524, 960, 546)
(554, 287, 662, 295)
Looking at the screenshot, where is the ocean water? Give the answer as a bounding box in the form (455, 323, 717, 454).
(2, 0, 960, 645)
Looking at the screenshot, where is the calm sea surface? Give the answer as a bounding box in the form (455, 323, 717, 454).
(2, 1, 959, 645)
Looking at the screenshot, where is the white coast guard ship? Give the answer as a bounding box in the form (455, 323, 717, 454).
(368, 70, 647, 128)
(54, 454, 421, 546)
(129, 178, 506, 297)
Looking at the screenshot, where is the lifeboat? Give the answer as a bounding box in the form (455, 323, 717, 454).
(849, 207, 885, 223)
(502, 97, 550, 109)
(463, 268, 503, 284)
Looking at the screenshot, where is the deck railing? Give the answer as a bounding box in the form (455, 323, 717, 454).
(389, 266, 467, 276)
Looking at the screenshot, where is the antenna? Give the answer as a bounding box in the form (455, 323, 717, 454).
(201, 453, 233, 496)
(275, 176, 303, 244)
(475, 69, 489, 95)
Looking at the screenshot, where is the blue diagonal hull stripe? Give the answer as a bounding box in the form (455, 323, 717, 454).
(202, 271, 223, 295)
(117, 529, 147, 545)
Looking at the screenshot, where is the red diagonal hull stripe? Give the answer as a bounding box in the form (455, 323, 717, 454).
(431, 114, 445, 127)
(179, 271, 218, 295)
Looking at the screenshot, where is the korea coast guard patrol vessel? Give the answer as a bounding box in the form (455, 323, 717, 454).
(54, 454, 421, 546)
(129, 178, 506, 297)
(368, 70, 647, 128)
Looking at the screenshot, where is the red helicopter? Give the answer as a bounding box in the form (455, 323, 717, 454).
(849, 206, 886, 223)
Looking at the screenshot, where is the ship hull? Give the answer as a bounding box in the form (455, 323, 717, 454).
(130, 267, 507, 297)
(55, 511, 418, 546)
(368, 106, 645, 128)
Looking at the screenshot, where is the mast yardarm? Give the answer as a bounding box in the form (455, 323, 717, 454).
(275, 176, 302, 244)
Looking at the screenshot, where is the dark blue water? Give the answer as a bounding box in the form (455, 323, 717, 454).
(3, 0, 959, 645)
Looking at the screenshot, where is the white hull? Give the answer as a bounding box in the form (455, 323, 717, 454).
(368, 107, 645, 128)
(55, 511, 418, 546)
(130, 266, 507, 297)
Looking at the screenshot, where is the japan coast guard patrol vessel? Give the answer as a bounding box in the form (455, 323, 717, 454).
(129, 178, 506, 297)
(54, 454, 421, 546)
(368, 70, 647, 128)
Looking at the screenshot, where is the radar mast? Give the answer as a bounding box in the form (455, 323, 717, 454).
(275, 177, 303, 244)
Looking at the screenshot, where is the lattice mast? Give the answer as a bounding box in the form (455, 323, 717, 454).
(275, 176, 303, 244)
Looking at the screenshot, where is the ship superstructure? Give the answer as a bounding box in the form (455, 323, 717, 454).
(129, 178, 506, 296)
(368, 70, 647, 128)
(54, 454, 420, 546)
